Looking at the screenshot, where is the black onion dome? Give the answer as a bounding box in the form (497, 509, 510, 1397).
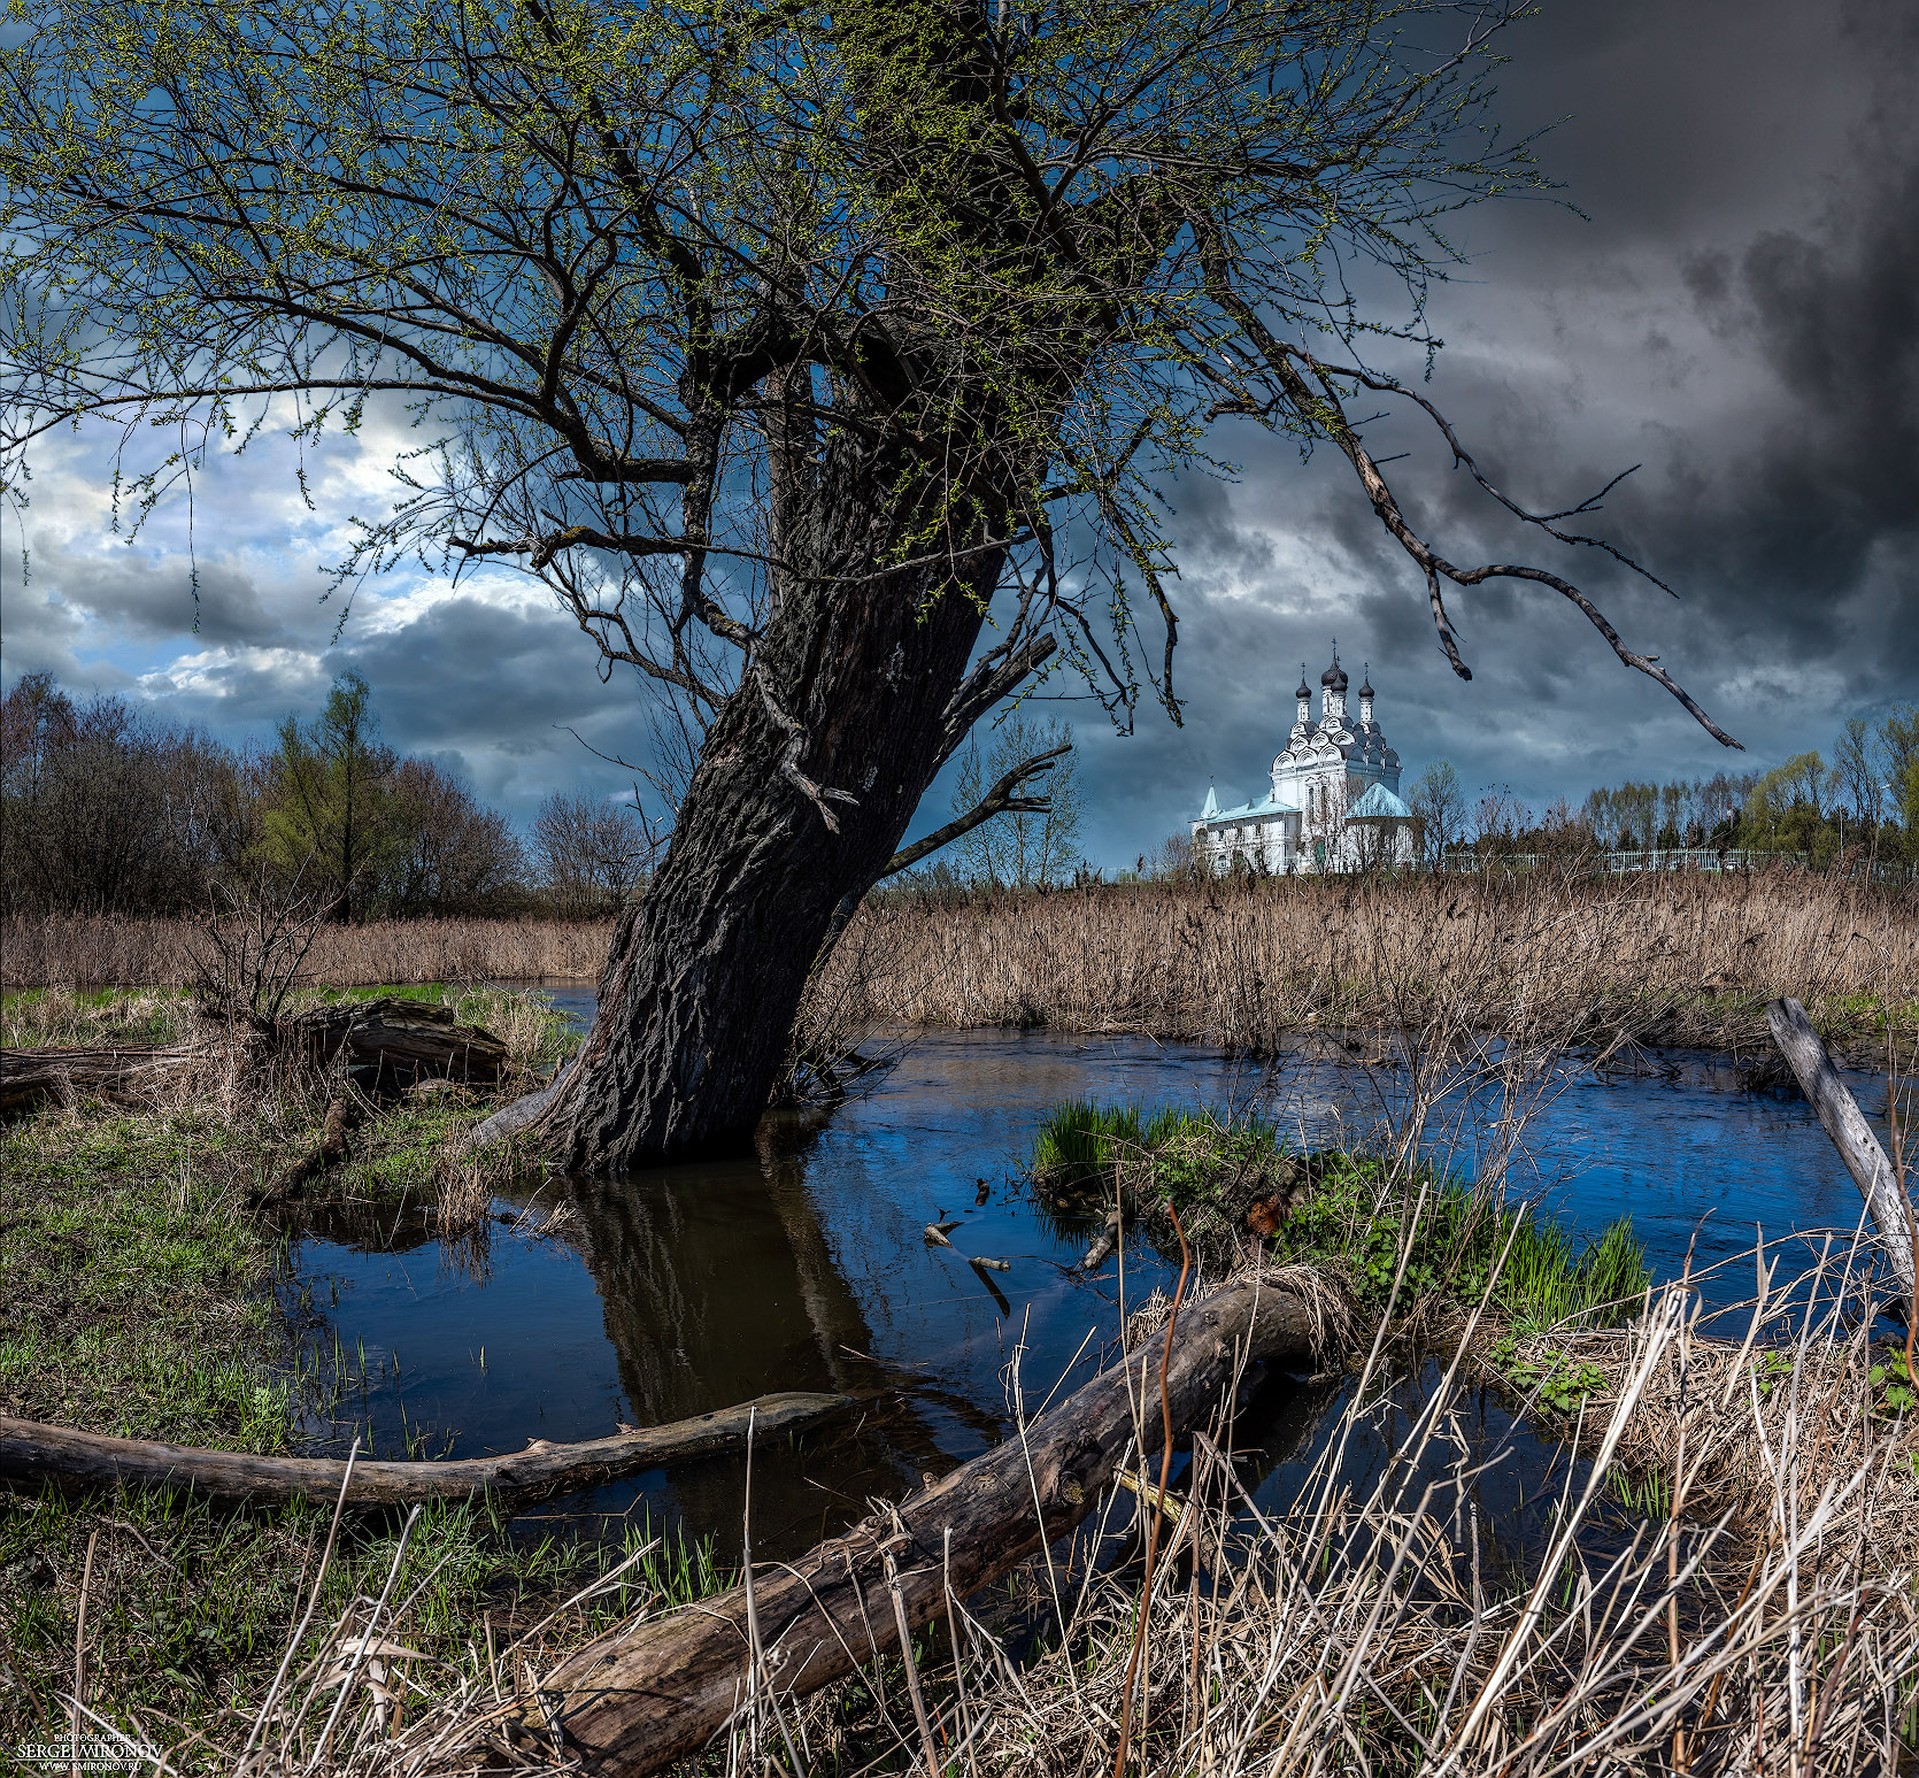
(1359, 665, 1375, 699)
(1295, 665, 1312, 700)
(1320, 655, 1349, 691)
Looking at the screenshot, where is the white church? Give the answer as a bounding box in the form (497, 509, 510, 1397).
(1192, 650, 1416, 874)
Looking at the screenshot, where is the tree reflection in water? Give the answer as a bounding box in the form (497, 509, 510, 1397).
(551, 1119, 943, 1560)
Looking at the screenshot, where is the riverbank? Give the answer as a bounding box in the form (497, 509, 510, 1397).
(212, 1108, 1919, 1774)
(2, 997, 1914, 1771)
(0, 986, 653, 1749)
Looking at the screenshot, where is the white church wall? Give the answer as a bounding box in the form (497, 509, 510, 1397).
(1194, 654, 1411, 876)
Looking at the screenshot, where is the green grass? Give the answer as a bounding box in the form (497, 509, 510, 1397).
(1029, 1100, 1195, 1197)
(1029, 1102, 1650, 1336)
(0, 984, 196, 1048)
(0, 984, 635, 1749)
(0, 1105, 301, 1442)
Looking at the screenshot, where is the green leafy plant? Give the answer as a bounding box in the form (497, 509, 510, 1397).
(1868, 1347, 1917, 1419)
(1491, 1335, 1609, 1415)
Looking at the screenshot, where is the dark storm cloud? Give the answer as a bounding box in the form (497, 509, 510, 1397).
(129, 586, 662, 819)
(44, 545, 287, 648)
(341, 594, 657, 807)
(1413, 0, 1919, 690)
(1069, 0, 1919, 866)
(1675, 154, 1919, 636)
(0, 579, 87, 683)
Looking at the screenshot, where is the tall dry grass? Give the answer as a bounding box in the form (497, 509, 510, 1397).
(824, 868, 1919, 1057)
(1, 914, 615, 993)
(179, 1244, 1917, 1778)
(11, 870, 1917, 1061)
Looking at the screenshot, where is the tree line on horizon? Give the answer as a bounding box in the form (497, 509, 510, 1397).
(7, 667, 1917, 920)
(1400, 703, 1919, 871)
(0, 670, 653, 920)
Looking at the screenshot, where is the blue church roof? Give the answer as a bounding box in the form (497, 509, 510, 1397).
(1201, 791, 1296, 822)
(1347, 782, 1413, 821)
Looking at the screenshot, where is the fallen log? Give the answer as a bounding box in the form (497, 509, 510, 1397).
(1766, 996, 1917, 1308)
(263, 1095, 366, 1202)
(0, 997, 508, 1117)
(0, 1040, 209, 1117)
(285, 995, 508, 1088)
(545, 1268, 1322, 1774)
(0, 1392, 855, 1510)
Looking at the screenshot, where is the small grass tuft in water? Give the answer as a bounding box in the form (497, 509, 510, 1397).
(1029, 1099, 1146, 1193)
(1030, 1101, 1650, 1334)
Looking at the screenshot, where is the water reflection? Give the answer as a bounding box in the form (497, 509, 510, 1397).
(291, 1018, 1897, 1563)
(544, 1133, 939, 1551)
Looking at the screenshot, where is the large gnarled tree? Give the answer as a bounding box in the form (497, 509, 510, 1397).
(0, 1, 1737, 1169)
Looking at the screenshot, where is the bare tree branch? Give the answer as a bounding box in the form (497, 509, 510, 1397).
(1198, 247, 1741, 749)
(880, 741, 1071, 877)
(754, 667, 859, 835)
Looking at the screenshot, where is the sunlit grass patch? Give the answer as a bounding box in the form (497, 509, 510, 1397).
(0, 1106, 293, 1441)
(0, 1484, 723, 1746)
(0, 983, 196, 1048)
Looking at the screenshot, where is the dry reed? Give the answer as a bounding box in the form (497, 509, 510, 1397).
(1, 915, 614, 993)
(824, 867, 1919, 1058)
(12, 872, 1915, 1065)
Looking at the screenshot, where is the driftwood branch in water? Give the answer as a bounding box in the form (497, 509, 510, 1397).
(1766, 996, 1918, 1309)
(0, 997, 508, 1118)
(0, 1392, 855, 1510)
(545, 1269, 1322, 1774)
(1080, 1206, 1123, 1272)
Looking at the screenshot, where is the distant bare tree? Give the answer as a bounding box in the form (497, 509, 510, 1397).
(386, 760, 526, 916)
(949, 716, 1080, 888)
(1831, 717, 1882, 833)
(1147, 829, 1198, 883)
(533, 793, 650, 917)
(1407, 760, 1465, 870)
(0, 673, 217, 914)
(1470, 785, 1528, 860)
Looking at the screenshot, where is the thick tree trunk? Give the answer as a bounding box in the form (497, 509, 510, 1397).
(531, 465, 1013, 1171)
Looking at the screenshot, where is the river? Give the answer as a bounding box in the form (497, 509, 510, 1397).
(285, 999, 1898, 1562)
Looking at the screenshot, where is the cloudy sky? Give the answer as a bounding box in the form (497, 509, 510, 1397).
(4, 0, 1915, 867)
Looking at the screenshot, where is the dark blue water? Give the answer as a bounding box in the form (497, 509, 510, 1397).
(288, 1005, 1898, 1556)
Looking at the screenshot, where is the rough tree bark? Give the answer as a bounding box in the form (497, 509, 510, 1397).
(501, 8, 1110, 1173)
(525, 497, 1017, 1169)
